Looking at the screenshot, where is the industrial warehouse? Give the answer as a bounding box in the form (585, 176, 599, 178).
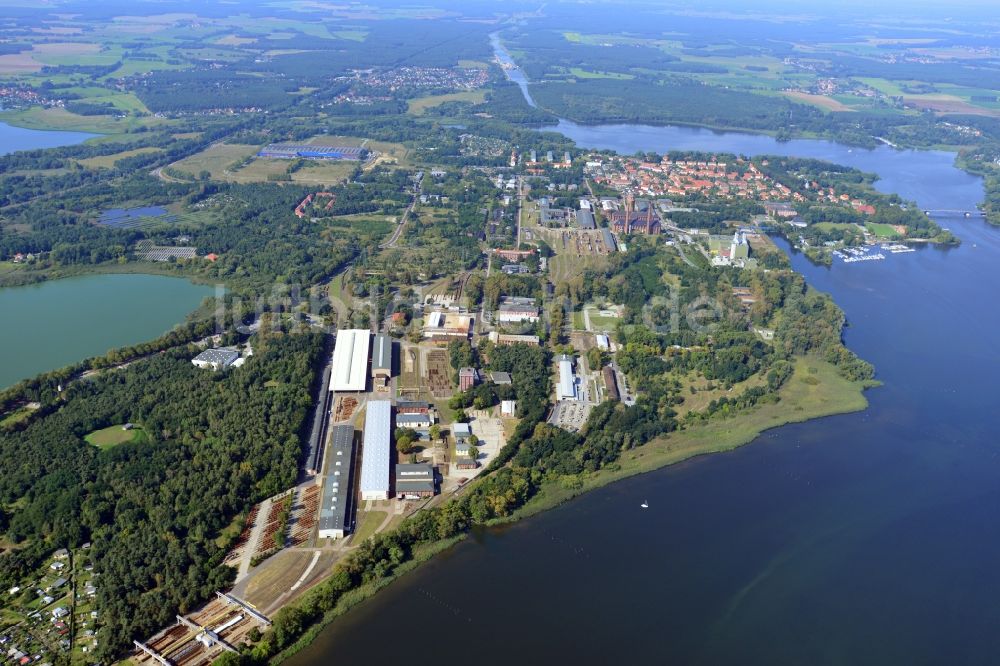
(558, 354, 577, 401)
(318, 425, 356, 540)
(330, 329, 371, 392)
(257, 143, 368, 160)
(371, 334, 393, 390)
(359, 400, 392, 501)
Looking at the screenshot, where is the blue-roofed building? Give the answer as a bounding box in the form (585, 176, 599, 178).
(258, 143, 368, 160)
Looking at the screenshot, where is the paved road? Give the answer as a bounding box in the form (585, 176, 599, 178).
(380, 180, 421, 249)
(235, 497, 272, 582)
(516, 175, 523, 247)
(675, 241, 700, 269)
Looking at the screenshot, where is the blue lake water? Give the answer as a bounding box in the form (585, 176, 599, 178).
(0, 274, 215, 389)
(289, 36, 1000, 666)
(0, 120, 98, 156)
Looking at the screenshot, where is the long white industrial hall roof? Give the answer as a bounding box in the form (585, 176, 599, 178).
(360, 400, 392, 500)
(558, 354, 576, 401)
(330, 329, 371, 392)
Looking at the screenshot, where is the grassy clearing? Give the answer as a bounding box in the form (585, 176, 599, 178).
(812, 222, 860, 233)
(568, 67, 634, 80)
(583, 306, 621, 332)
(215, 512, 245, 548)
(0, 107, 163, 133)
(674, 370, 768, 417)
(107, 58, 188, 77)
(0, 406, 36, 429)
(85, 425, 147, 450)
(515, 357, 870, 518)
(857, 77, 907, 97)
(866, 222, 902, 238)
(322, 215, 394, 243)
(548, 253, 608, 284)
(333, 30, 368, 42)
(169, 143, 259, 179)
(287, 161, 357, 185)
(352, 511, 387, 543)
(407, 90, 486, 115)
(78, 147, 163, 169)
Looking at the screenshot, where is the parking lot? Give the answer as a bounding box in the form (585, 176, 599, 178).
(549, 400, 592, 432)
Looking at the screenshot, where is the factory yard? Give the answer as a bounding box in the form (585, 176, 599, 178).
(134, 594, 271, 666)
(126, 311, 520, 663)
(424, 349, 454, 398)
(544, 228, 616, 256)
(549, 399, 592, 433)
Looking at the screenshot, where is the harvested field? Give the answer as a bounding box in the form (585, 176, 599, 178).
(33, 42, 102, 56)
(905, 97, 1000, 116)
(215, 34, 257, 46)
(0, 53, 43, 74)
(784, 91, 855, 112)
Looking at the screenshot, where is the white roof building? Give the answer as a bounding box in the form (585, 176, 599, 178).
(330, 329, 371, 392)
(558, 355, 577, 401)
(595, 334, 610, 351)
(191, 348, 239, 371)
(359, 400, 392, 501)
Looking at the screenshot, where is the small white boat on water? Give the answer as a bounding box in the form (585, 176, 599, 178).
(640, 500, 649, 509)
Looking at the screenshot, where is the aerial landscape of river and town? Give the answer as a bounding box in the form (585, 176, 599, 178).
(1, 1, 1000, 664)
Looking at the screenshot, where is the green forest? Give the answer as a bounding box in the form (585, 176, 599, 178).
(0, 329, 324, 659)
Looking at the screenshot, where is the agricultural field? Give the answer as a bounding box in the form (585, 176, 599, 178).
(407, 90, 486, 115)
(568, 67, 635, 80)
(783, 91, 856, 112)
